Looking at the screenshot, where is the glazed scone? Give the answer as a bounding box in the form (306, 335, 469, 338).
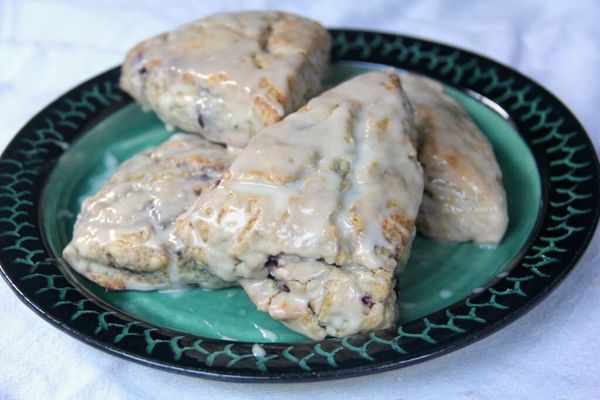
(120, 11, 331, 147)
(176, 72, 423, 339)
(402, 73, 508, 244)
(63, 134, 239, 290)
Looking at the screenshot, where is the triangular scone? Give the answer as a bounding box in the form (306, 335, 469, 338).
(63, 134, 238, 290)
(402, 74, 508, 244)
(121, 11, 331, 147)
(176, 72, 423, 339)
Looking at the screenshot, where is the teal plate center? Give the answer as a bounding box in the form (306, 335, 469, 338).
(42, 62, 541, 343)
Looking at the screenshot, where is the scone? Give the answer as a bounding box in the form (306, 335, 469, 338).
(176, 72, 423, 339)
(63, 134, 239, 290)
(402, 73, 508, 244)
(120, 11, 331, 147)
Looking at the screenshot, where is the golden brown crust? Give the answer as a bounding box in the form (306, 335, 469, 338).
(382, 212, 413, 248)
(253, 96, 282, 125)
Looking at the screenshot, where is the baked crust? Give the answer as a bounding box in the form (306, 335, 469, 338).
(63, 134, 238, 290)
(403, 73, 508, 244)
(120, 11, 331, 147)
(176, 72, 423, 338)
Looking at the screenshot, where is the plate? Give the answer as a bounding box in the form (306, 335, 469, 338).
(1, 29, 598, 382)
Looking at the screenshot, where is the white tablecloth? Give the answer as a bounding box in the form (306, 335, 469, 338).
(1, 1, 599, 398)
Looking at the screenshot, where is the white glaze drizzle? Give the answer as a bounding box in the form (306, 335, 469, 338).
(64, 134, 237, 289)
(251, 343, 266, 358)
(120, 11, 330, 147)
(177, 71, 423, 339)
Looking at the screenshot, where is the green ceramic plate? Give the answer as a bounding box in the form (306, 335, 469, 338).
(42, 62, 540, 344)
(0, 30, 598, 381)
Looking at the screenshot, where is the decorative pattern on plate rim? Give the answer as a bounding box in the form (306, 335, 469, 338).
(0, 29, 598, 381)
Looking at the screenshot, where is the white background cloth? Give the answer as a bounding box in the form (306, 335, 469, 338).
(1, 1, 599, 398)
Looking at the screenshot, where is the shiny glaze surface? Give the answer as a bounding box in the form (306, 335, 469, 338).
(176, 71, 423, 338)
(120, 11, 331, 147)
(403, 73, 508, 244)
(63, 134, 238, 290)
